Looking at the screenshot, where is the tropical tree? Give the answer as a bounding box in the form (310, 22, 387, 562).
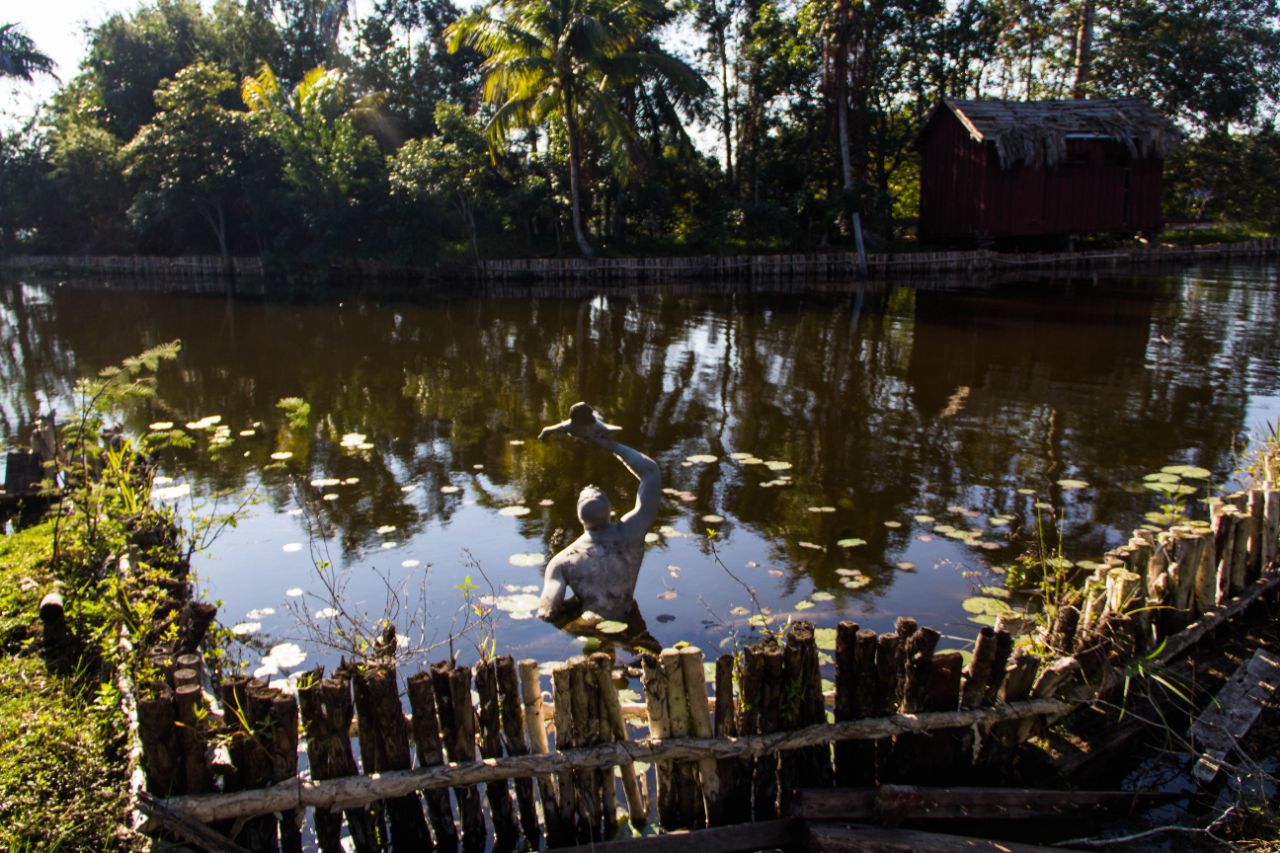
(241, 64, 387, 258)
(122, 63, 252, 273)
(0, 23, 54, 81)
(446, 0, 707, 257)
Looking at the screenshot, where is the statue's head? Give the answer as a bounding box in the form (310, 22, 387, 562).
(576, 485, 611, 530)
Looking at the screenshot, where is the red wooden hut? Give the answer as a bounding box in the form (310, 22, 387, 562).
(917, 98, 1174, 243)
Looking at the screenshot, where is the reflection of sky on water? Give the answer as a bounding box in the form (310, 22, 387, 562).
(3, 264, 1280, 675)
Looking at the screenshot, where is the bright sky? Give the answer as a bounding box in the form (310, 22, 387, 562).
(2, 1, 147, 127)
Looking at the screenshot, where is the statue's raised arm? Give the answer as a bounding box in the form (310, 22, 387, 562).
(534, 403, 661, 621)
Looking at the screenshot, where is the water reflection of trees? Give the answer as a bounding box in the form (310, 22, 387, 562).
(3, 265, 1278, 601)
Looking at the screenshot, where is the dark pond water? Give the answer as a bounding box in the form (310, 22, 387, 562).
(3, 266, 1279, 680)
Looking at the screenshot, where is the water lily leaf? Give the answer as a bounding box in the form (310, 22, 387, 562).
(402, 559, 421, 568)
(508, 553, 546, 568)
(269, 451, 293, 461)
(765, 460, 793, 471)
(884, 520, 902, 528)
(1016, 488, 1036, 495)
(686, 454, 719, 464)
(1144, 472, 1180, 483)
(702, 514, 725, 524)
(748, 614, 771, 627)
(499, 506, 531, 517)
(729, 606, 750, 616)
(814, 628, 837, 650)
(246, 607, 276, 620)
(917, 534, 935, 542)
(795, 600, 815, 611)
(440, 485, 461, 494)
(937, 648, 973, 667)
(282, 543, 303, 553)
(231, 621, 261, 635)
(1162, 464, 1211, 479)
(979, 586, 1010, 599)
(961, 596, 1011, 616)
(836, 538, 866, 548)
(913, 515, 935, 523)
(799, 541, 825, 551)
(618, 689, 642, 703)
(645, 533, 661, 544)
(583, 637, 603, 653)
(989, 517, 1010, 526)
(377, 525, 397, 535)
(933, 524, 955, 534)
(269, 642, 307, 668)
(314, 607, 339, 619)
(968, 613, 999, 626)
(811, 591, 835, 601)
(896, 562, 917, 571)
(768, 569, 785, 577)
(285, 588, 303, 597)
(1056, 479, 1089, 490)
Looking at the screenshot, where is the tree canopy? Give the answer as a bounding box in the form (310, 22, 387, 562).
(1, 0, 1278, 268)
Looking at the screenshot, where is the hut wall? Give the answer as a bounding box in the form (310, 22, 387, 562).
(918, 111, 987, 240)
(920, 113, 1164, 241)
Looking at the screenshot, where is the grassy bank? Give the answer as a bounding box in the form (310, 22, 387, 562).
(0, 520, 137, 852)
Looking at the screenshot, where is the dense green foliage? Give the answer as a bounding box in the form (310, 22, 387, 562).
(1, 0, 1279, 266)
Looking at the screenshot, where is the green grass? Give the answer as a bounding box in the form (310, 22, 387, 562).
(0, 522, 137, 852)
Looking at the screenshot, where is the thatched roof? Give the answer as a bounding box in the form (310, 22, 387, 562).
(935, 98, 1176, 169)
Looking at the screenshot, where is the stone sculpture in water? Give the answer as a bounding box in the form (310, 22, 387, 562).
(536, 403, 661, 621)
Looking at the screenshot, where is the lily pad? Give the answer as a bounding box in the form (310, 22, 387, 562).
(401, 559, 421, 568)
(1144, 472, 1180, 483)
(913, 515, 935, 523)
(896, 561, 917, 571)
(811, 591, 835, 602)
(795, 600, 815, 611)
(499, 506, 532, 517)
(884, 520, 902, 529)
(961, 596, 1011, 616)
(979, 586, 1011, 599)
(686, 454, 719, 464)
(814, 628, 837, 650)
(282, 543, 303, 553)
(1056, 479, 1089, 490)
(440, 485, 461, 494)
(968, 613, 1000, 627)
(1162, 464, 1211, 479)
(702, 514, 725, 524)
(836, 538, 867, 548)
(1016, 488, 1036, 495)
(799, 541, 825, 551)
(764, 460, 793, 471)
(508, 553, 546, 567)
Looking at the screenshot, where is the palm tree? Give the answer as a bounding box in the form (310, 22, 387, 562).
(447, 0, 706, 257)
(0, 23, 54, 81)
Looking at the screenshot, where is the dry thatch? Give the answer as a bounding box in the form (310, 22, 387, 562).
(942, 98, 1176, 169)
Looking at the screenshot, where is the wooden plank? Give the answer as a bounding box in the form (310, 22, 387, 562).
(552, 818, 801, 853)
(791, 786, 1179, 822)
(1191, 648, 1280, 783)
(807, 822, 1083, 853)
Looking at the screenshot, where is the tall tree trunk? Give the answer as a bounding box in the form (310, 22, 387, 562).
(1072, 0, 1096, 98)
(561, 89, 595, 258)
(712, 2, 734, 186)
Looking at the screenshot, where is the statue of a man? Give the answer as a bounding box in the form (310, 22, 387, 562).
(536, 403, 660, 621)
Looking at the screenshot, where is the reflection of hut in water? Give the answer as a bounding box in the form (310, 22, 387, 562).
(917, 99, 1174, 243)
(907, 282, 1157, 418)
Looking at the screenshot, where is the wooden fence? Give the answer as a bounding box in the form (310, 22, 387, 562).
(129, 474, 1280, 852)
(5, 238, 1278, 288)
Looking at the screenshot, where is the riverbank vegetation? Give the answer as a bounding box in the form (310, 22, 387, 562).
(1, 0, 1278, 271)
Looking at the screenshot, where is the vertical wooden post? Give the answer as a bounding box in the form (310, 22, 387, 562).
(834, 624, 878, 786)
(659, 648, 704, 828)
(586, 657, 618, 838)
(475, 660, 520, 852)
(432, 661, 487, 853)
(567, 658, 604, 840)
(1248, 489, 1266, 581)
(591, 653, 646, 830)
(551, 662, 583, 844)
(297, 671, 378, 853)
(734, 646, 763, 822)
(136, 684, 181, 796)
(752, 644, 784, 820)
(874, 631, 903, 778)
(713, 654, 751, 824)
(1231, 505, 1253, 593)
(518, 659, 563, 846)
(779, 622, 831, 811)
(350, 662, 431, 851)
(406, 671, 460, 852)
(677, 647, 722, 825)
(220, 677, 278, 852)
(495, 657, 543, 846)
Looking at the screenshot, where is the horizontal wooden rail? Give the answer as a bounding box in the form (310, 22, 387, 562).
(157, 698, 1070, 823)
